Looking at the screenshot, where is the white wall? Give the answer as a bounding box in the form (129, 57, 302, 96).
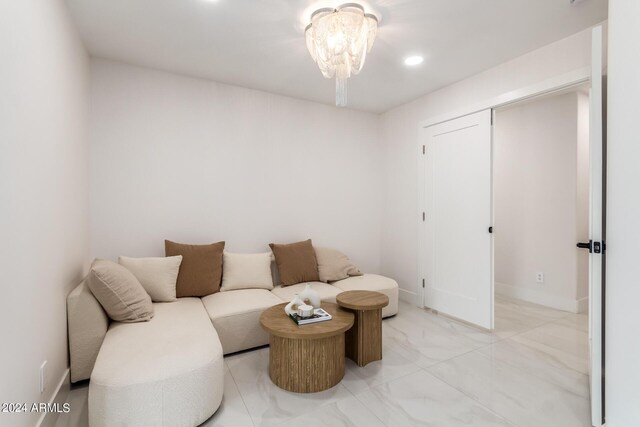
(89, 60, 383, 272)
(380, 28, 594, 303)
(605, 0, 640, 424)
(493, 92, 589, 312)
(0, 1, 89, 426)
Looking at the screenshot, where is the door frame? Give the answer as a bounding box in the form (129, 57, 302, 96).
(418, 69, 590, 311)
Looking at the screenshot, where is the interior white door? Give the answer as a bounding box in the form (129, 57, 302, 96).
(587, 25, 606, 427)
(422, 109, 493, 329)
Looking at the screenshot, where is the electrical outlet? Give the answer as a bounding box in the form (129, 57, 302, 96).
(40, 361, 47, 393)
(536, 272, 544, 284)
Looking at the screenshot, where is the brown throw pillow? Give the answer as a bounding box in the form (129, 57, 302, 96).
(86, 259, 154, 323)
(165, 240, 225, 297)
(269, 239, 320, 286)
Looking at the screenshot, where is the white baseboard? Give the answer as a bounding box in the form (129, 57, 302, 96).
(399, 288, 419, 306)
(576, 297, 589, 314)
(36, 368, 70, 427)
(495, 282, 586, 314)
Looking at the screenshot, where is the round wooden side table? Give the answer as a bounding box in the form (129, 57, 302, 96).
(259, 302, 354, 393)
(336, 290, 389, 367)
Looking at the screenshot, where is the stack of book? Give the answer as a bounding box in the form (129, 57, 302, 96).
(289, 308, 332, 325)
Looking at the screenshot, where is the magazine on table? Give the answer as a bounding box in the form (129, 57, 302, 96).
(289, 308, 333, 325)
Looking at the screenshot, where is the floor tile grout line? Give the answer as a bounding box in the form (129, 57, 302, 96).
(502, 311, 584, 340)
(482, 305, 591, 382)
(349, 381, 397, 427)
(420, 363, 522, 427)
(354, 363, 426, 396)
(498, 335, 591, 379)
(494, 300, 576, 324)
(224, 358, 258, 427)
(417, 298, 573, 346)
(385, 307, 505, 370)
(267, 382, 388, 427)
(343, 381, 391, 427)
(386, 311, 502, 356)
(415, 339, 496, 370)
(493, 299, 582, 341)
(340, 345, 423, 400)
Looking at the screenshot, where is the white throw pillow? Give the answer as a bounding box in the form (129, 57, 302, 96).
(221, 252, 273, 291)
(314, 247, 363, 283)
(118, 256, 182, 302)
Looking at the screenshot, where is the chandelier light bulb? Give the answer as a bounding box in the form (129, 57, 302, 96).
(305, 3, 378, 107)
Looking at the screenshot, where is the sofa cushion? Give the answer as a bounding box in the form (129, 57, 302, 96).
(67, 281, 109, 383)
(332, 274, 399, 317)
(271, 282, 342, 304)
(314, 247, 362, 283)
(118, 255, 182, 302)
(269, 239, 319, 286)
(89, 298, 223, 427)
(221, 252, 273, 292)
(86, 259, 154, 323)
(165, 240, 225, 297)
(202, 289, 284, 354)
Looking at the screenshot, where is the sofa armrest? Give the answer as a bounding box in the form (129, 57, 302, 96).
(67, 281, 109, 383)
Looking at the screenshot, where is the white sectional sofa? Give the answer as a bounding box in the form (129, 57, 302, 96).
(67, 273, 398, 426)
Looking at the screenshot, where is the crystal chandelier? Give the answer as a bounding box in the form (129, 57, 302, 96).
(305, 3, 378, 107)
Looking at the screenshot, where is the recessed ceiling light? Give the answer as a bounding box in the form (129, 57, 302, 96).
(404, 56, 424, 66)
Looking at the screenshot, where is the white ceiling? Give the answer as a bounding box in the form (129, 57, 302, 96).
(65, 0, 607, 113)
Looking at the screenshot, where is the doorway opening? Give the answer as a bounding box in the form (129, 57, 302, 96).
(492, 87, 592, 402)
(493, 86, 591, 317)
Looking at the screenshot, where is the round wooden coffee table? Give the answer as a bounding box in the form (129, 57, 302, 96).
(336, 291, 389, 367)
(260, 302, 354, 393)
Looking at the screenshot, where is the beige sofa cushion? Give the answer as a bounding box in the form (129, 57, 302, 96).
(314, 247, 362, 282)
(332, 274, 399, 317)
(118, 255, 182, 302)
(270, 282, 342, 304)
(86, 259, 154, 322)
(89, 298, 223, 427)
(269, 239, 319, 286)
(221, 252, 273, 291)
(67, 281, 109, 383)
(202, 289, 284, 354)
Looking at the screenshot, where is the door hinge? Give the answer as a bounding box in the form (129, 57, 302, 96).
(422, 145, 425, 155)
(422, 211, 426, 222)
(422, 278, 425, 288)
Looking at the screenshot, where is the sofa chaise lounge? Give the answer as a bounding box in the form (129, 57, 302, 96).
(67, 272, 398, 426)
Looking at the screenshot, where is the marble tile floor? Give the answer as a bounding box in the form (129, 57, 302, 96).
(55, 296, 590, 427)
